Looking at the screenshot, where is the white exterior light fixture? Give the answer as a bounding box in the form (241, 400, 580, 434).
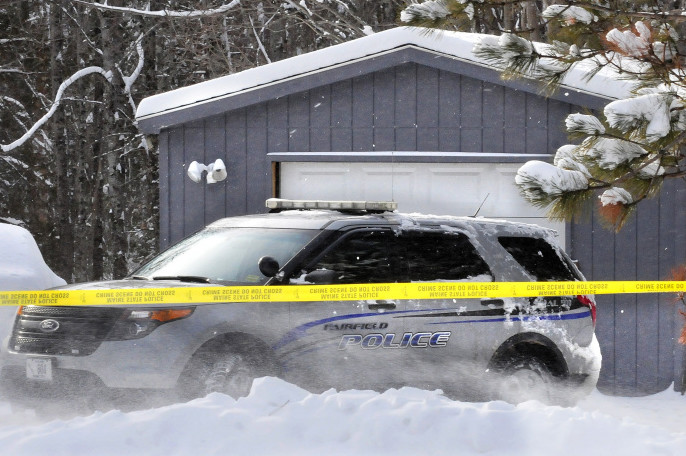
(187, 159, 227, 184)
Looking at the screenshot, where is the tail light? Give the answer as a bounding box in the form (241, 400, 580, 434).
(577, 295, 596, 327)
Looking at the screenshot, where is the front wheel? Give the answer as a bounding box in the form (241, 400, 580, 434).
(204, 353, 256, 398)
(178, 340, 277, 401)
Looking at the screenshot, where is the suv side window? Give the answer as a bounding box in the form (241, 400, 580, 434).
(498, 236, 580, 281)
(401, 231, 493, 282)
(300, 230, 395, 284)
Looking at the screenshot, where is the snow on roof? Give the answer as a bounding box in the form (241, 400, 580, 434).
(135, 27, 634, 126)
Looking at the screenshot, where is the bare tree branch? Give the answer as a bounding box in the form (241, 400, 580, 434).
(248, 15, 271, 64)
(1, 67, 113, 153)
(73, 0, 241, 18)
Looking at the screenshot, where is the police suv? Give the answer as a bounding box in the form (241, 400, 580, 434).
(0, 199, 601, 408)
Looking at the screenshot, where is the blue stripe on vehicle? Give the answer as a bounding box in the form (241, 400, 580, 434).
(428, 310, 591, 325)
(273, 308, 591, 350)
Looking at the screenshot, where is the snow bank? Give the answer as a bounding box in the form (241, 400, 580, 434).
(0, 224, 65, 345)
(0, 378, 684, 455)
(0, 224, 65, 292)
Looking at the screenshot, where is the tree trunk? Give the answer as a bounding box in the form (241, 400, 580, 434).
(503, 3, 515, 32)
(49, 0, 75, 282)
(98, 2, 128, 279)
(524, 1, 541, 40)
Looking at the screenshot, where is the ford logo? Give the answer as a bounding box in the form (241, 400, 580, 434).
(39, 319, 60, 332)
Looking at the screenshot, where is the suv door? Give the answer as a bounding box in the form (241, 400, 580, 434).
(396, 229, 496, 394)
(276, 228, 406, 392)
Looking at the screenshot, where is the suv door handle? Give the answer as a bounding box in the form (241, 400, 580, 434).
(481, 299, 504, 307)
(368, 300, 396, 311)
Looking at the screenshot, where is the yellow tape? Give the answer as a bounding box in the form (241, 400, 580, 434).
(0, 281, 685, 307)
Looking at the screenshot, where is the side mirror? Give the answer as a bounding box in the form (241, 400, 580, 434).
(258, 256, 280, 277)
(303, 269, 338, 285)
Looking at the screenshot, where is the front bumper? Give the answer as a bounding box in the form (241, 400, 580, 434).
(0, 322, 197, 390)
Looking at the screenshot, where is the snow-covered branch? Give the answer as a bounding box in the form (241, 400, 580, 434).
(117, 34, 146, 128)
(1, 67, 113, 153)
(401, 0, 451, 23)
(74, 0, 241, 18)
(121, 34, 145, 95)
(249, 15, 271, 64)
(561, 0, 686, 23)
(0, 68, 35, 75)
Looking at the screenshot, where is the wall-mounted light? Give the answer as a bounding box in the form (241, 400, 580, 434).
(187, 159, 227, 184)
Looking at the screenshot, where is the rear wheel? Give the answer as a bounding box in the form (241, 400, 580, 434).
(497, 356, 554, 404)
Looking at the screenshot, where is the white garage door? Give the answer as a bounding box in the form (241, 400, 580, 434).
(279, 162, 564, 243)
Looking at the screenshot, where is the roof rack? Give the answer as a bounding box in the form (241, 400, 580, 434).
(266, 198, 397, 213)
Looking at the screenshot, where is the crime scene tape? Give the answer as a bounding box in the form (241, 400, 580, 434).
(0, 281, 685, 307)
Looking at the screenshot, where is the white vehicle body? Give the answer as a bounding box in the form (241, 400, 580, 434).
(0, 202, 600, 406)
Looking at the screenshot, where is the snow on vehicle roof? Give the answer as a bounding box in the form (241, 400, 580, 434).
(206, 209, 557, 238)
(135, 27, 632, 126)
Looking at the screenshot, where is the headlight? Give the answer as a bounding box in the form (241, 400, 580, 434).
(106, 308, 194, 340)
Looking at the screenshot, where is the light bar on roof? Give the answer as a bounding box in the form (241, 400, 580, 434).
(266, 198, 397, 212)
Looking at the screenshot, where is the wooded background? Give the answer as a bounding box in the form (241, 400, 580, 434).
(0, 0, 641, 282)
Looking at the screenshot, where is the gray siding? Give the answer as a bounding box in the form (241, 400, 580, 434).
(158, 62, 577, 246)
(570, 178, 685, 395)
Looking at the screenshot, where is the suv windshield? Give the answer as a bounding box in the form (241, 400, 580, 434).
(133, 228, 318, 285)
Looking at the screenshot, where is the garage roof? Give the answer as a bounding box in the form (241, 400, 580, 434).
(136, 26, 632, 134)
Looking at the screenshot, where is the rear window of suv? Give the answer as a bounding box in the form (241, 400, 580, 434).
(402, 231, 493, 282)
(498, 236, 580, 281)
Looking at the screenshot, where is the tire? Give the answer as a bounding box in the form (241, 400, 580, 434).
(203, 353, 256, 398)
(493, 355, 557, 405)
(179, 341, 277, 401)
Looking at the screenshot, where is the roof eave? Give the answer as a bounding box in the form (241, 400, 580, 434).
(136, 29, 623, 135)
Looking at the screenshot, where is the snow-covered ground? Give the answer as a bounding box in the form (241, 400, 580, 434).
(0, 377, 683, 456)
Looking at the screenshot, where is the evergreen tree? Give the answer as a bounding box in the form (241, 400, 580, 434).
(401, 0, 686, 230)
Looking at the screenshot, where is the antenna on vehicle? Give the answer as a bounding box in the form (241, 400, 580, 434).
(472, 193, 490, 217)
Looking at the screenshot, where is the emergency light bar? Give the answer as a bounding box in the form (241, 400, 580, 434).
(266, 198, 397, 212)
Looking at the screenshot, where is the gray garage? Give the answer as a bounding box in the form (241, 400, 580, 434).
(135, 27, 686, 396)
